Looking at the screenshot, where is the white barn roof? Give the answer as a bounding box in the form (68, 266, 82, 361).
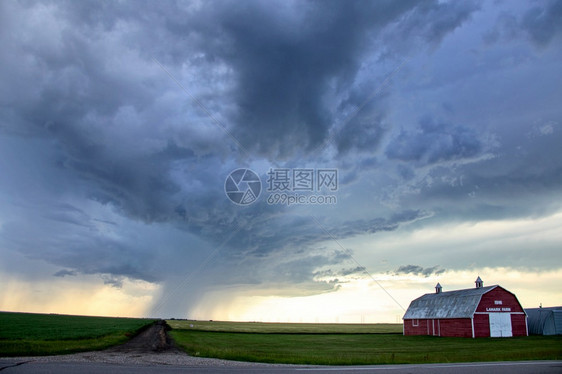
(403, 285, 497, 319)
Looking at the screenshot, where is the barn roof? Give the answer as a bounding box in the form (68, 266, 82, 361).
(403, 285, 497, 319)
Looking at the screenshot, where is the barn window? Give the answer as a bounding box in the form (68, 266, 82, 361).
(412, 319, 419, 326)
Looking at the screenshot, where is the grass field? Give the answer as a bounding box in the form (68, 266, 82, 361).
(167, 319, 403, 334)
(168, 320, 562, 365)
(3, 314, 561, 364)
(0, 312, 155, 357)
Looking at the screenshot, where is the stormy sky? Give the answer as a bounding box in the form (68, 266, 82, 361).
(1, 0, 561, 321)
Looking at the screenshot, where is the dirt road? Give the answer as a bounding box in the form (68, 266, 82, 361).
(0, 320, 268, 367)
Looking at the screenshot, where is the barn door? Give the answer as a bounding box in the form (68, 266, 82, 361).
(489, 313, 512, 337)
(432, 319, 439, 336)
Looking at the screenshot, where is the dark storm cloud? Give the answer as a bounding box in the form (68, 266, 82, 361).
(67, 140, 195, 223)
(214, 209, 430, 264)
(3, 0, 559, 317)
(335, 104, 388, 155)
(53, 269, 77, 277)
(178, 210, 433, 298)
(175, 0, 480, 159)
(383, 0, 479, 51)
(484, 0, 562, 47)
(385, 117, 485, 164)
(149, 208, 429, 313)
(0, 0, 482, 230)
(1, 216, 159, 283)
(42, 203, 92, 228)
(522, 0, 562, 46)
(393, 264, 445, 277)
(211, 0, 416, 158)
(396, 116, 562, 223)
(102, 275, 124, 289)
(314, 266, 367, 278)
(313, 266, 365, 279)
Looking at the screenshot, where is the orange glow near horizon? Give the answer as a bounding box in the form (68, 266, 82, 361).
(1, 213, 561, 321)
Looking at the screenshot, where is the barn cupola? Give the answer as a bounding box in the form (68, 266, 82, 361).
(475, 276, 483, 288)
(435, 283, 442, 294)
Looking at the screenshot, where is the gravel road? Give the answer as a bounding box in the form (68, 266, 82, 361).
(2, 320, 283, 368)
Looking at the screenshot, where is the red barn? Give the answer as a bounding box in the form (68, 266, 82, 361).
(403, 277, 527, 338)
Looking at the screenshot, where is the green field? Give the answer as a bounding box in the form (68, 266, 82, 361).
(0, 312, 155, 356)
(3, 314, 561, 365)
(167, 319, 403, 334)
(168, 320, 562, 365)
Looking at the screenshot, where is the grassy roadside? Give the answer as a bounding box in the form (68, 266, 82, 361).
(168, 321, 562, 365)
(0, 312, 155, 356)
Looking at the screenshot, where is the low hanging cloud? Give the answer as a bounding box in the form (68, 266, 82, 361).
(393, 265, 446, 278)
(53, 269, 77, 278)
(102, 275, 125, 289)
(313, 266, 367, 281)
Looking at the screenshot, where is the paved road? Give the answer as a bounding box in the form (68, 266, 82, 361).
(1, 360, 561, 373)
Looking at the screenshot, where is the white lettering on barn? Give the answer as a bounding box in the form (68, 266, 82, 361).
(486, 307, 511, 312)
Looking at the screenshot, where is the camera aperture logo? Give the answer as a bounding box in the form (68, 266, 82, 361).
(225, 167, 338, 206)
(224, 168, 262, 205)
